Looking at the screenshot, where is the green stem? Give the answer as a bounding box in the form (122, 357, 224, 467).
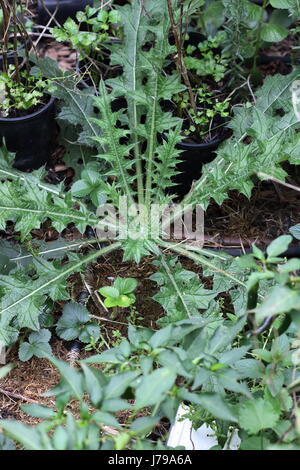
(159, 250, 191, 318)
(158, 239, 247, 289)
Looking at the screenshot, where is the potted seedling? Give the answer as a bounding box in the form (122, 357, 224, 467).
(52, 3, 120, 87)
(0, 0, 55, 170)
(166, 1, 231, 197)
(99, 277, 138, 320)
(37, 0, 93, 26)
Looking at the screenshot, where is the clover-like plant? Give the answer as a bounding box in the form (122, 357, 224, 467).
(99, 277, 137, 308)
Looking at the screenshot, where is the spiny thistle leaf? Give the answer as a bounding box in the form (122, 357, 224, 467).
(0, 180, 98, 240)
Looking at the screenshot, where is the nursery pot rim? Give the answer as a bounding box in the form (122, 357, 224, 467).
(177, 133, 226, 150)
(0, 95, 55, 123)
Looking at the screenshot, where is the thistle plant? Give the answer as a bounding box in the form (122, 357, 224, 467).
(0, 0, 300, 353)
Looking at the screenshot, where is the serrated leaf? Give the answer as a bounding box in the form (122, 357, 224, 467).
(238, 398, 280, 434)
(261, 23, 288, 42)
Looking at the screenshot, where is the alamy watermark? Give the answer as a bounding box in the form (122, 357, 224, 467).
(96, 197, 204, 243)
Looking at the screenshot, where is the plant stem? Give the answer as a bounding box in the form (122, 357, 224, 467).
(158, 239, 247, 289)
(0, 0, 10, 75)
(12, 0, 20, 84)
(167, 0, 198, 115)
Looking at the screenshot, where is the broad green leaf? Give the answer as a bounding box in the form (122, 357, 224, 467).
(256, 286, 300, 322)
(92, 411, 122, 430)
(0, 364, 14, 379)
(46, 356, 83, 400)
(99, 286, 120, 299)
(81, 364, 103, 407)
(149, 325, 173, 349)
(240, 435, 271, 450)
(20, 404, 56, 419)
(261, 23, 288, 42)
(266, 235, 292, 258)
(0, 421, 50, 450)
(238, 398, 280, 434)
(104, 371, 140, 399)
(278, 258, 300, 273)
(134, 368, 176, 410)
(179, 390, 238, 422)
(114, 277, 138, 294)
(289, 223, 300, 240)
(269, 0, 293, 8)
(130, 417, 159, 435)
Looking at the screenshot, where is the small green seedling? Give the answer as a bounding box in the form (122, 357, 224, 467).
(99, 277, 138, 308)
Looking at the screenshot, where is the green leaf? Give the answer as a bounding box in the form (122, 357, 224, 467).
(56, 302, 91, 341)
(149, 325, 173, 349)
(256, 286, 300, 323)
(46, 356, 83, 400)
(238, 398, 280, 434)
(179, 390, 238, 422)
(278, 258, 300, 273)
(261, 23, 288, 42)
(18, 330, 52, 362)
(266, 235, 292, 258)
(130, 417, 159, 435)
(0, 421, 50, 450)
(81, 364, 103, 407)
(289, 223, 300, 240)
(134, 368, 176, 410)
(114, 277, 138, 294)
(92, 411, 122, 430)
(252, 349, 273, 362)
(99, 286, 120, 299)
(269, 0, 293, 8)
(105, 371, 140, 400)
(240, 435, 271, 450)
(0, 363, 14, 379)
(118, 295, 133, 307)
(20, 404, 56, 419)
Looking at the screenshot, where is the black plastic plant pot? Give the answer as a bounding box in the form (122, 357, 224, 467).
(37, 0, 93, 26)
(0, 96, 56, 171)
(171, 136, 225, 199)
